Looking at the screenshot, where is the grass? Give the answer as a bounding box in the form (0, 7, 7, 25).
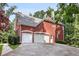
(0, 45, 3, 55)
(9, 44, 20, 49)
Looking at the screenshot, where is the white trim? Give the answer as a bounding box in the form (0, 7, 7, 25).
(34, 32, 50, 35)
(21, 30, 33, 33)
(21, 30, 50, 35)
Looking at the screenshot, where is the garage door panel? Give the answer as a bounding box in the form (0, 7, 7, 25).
(34, 34, 45, 43)
(34, 33, 50, 43)
(44, 35, 49, 43)
(22, 33, 32, 43)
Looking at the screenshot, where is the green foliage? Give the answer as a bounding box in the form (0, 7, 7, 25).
(0, 3, 16, 18)
(8, 21, 20, 45)
(0, 32, 2, 43)
(0, 3, 8, 9)
(72, 14, 79, 41)
(8, 35, 20, 45)
(9, 44, 20, 49)
(0, 3, 18, 45)
(0, 30, 18, 44)
(55, 3, 79, 23)
(2, 32, 9, 43)
(65, 38, 79, 48)
(0, 31, 9, 43)
(6, 6, 17, 17)
(55, 3, 79, 47)
(46, 7, 54, 17)
(33, 7, 54, 19)
(33, 10, 46, 19)
(0, 45, 3, 55)
(56, 40, 67, 44)
(64, 23, 74, 37)
(0, 20, 19, 44)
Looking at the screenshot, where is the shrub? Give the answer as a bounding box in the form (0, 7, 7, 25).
(8, 35, 20, 45)
(0, 45, 3, 55)
(56, 40, 67, 44)
(0, 32, 2, 43)
(9, 44, 20, 49)
(70, 38, 79, 47)
(0, 31, 9, 43)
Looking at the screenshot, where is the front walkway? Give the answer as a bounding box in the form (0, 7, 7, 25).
(3, 43, 79, 56)
(0, 44, 13, 56)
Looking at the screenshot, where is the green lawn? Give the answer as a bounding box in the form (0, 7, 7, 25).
(9, 44, 20, 49)
(0, 45, 3, 55)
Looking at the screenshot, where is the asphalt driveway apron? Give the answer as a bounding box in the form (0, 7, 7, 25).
(3, 43, 79, 56)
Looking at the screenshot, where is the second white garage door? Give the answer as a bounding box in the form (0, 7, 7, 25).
(34, 33, 50, 43)
(22, 33, 32, 43)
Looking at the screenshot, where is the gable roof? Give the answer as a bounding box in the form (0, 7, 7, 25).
(15, 12, 44, 27)
(15, 12, 63, 27)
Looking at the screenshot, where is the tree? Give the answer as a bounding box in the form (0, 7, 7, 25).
(33, 7, 54, 19)
(46, 7, 54, 18)
(5, 6, 16, 17)
(0, 3, 17, 32)
(56, 3, 79, 23)
(33, 10, 46, 19)
(0, 3, 17, 18)
(0, 3, 8, 9)
(73, 14, 79, 38)
(0, 3, 17, 43)
(56, 3, 79, 47)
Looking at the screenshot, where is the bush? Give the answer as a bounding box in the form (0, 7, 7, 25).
(56, 40, 67, 44)
(0, 45, 3, 55)
(0, 32, 2, 43)
(64, 37, 79, 47)
(70, 38, 79, 47)
(8, 35, 20, 45)
(0, 31, 9, 43)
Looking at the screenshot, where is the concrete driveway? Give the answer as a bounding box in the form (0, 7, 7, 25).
(3, 43, 79, 56)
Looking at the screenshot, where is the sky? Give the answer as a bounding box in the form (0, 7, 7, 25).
(8, 3, 58, 21)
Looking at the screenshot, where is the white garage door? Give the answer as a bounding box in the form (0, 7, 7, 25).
(34, 33, 50, 43)
(22, 33, 32, 43)
(44, 35, 50, 43)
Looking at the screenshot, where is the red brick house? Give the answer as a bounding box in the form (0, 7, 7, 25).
(0, 9, 9, 31)
(14, 12, 64, 44)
